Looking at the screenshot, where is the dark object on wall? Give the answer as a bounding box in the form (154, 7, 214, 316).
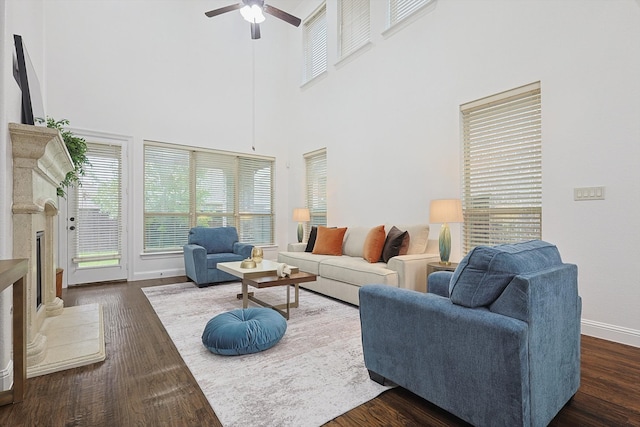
(13, 34, 45, 125)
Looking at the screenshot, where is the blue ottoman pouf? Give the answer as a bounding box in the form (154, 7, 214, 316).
(202, 308, 287, 355)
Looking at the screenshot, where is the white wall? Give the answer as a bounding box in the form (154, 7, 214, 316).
(43, 0, 297, 280)
(4, 0, 639, 348)
(285, 0, 640, 346)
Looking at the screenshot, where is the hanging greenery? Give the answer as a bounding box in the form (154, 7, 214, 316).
(37, 117, 90, 197)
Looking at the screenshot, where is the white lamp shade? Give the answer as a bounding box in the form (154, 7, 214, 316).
(429, 199, 463, 224)
(293, 208, 310, 222)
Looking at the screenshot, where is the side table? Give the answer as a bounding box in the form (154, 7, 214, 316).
(426, 262, 458, 292)
(0, 259, 28, 405)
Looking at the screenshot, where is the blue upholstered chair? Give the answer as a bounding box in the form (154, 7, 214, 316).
(359, 240, 581, 427)
(183, 226, 253, 287)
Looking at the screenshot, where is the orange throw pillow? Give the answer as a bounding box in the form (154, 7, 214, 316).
(312, 226, 347, 255)
(363, 225, 386, 263)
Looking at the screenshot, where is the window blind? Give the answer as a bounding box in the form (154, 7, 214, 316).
(461, 82, 542, 253)
(340, 0, 370, 59)
(144, 145, 191, 252)
(71, 142, 122, 266)
(143, 143, 275, 252)
(303, 3, 327, 83)
(389, 0, 431, 27)
(304, 148, 327, 232)
(195, 151, 236, 229)
(238, 157, 274, 245)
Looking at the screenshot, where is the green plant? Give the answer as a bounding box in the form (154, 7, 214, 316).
(37, 117, 90, 197)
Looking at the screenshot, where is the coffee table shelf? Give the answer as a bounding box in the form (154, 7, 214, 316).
(217, 260, 317, 319)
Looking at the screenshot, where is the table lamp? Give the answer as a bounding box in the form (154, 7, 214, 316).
(429, 199, 463, 265)
(292, 208, 310, 243)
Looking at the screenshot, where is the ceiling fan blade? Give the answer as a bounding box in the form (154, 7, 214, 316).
(205, 3, 241, 18)
(263, 4, 301, 27)
(251, 22, 261, 39)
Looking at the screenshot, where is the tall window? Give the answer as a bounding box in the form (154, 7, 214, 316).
(71, 142, 122, 267)
(339, 0, 370, 60)
(388, 0, 432, 27)
(144, 142, 274, 252)
(303, 3, 327, 84)
(461, 82, 542, 253)
(305, 148, 327, 230)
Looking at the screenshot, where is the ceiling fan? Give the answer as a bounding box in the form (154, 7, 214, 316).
(205, 0, 301, 40)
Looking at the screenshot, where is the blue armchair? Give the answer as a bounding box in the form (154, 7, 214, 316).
(359, 240, 581, 427)
(183, 226, 253, 287)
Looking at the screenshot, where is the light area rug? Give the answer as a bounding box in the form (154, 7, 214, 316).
(142, 282, 391, 427)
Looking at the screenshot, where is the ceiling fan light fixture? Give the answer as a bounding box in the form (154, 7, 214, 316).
(240, 4, 265, 24)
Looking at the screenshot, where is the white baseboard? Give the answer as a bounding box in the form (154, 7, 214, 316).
(581, 319, 640, 348)
(131, 268, 185, 282)
(0, 360, 13, 390)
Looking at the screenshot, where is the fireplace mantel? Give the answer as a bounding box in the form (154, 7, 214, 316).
(9, 123, 73, 213)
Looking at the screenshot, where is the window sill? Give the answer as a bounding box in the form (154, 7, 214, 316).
(335, 41, 373, 69)
(140, 250, 183, 259)
(301, 70, 328, 90)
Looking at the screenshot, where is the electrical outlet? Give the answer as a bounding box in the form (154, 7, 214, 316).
(574, 186, 605, 201)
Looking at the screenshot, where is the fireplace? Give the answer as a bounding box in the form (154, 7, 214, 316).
(9, 123, 105, 377)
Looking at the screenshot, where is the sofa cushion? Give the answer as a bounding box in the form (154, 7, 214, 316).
(449, 240, 563, 308)
(380, 226, 410, 262)
(305, 226, 318, 252)
(342, 227, 370, 258)
(363, 225, 386, 263)
(188, 226, 238, 254)
(319, 256, 398, 287)
(277, 251, 335, 275)
(313, 227, 348, 255)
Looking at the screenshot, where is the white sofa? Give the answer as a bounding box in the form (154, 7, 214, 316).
(277, 224, 439, 306)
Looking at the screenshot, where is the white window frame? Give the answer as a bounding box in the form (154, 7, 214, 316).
(460, 82, 542, 253)
(339, 0, 371, 61)
(304, 148, 327, 233)
(302, 2, 328, 85)
(143, 142, 275, 253)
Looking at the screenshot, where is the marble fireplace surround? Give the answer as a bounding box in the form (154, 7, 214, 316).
(9, 123, 105, 378)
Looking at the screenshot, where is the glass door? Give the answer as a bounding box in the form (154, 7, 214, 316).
(65, 140, 127, 285)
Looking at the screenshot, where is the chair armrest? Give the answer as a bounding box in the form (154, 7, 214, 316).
(287, 243, 307, 252)
(183, 244, 207, 285)
(427, 271, 453, 297)
(387, 253, 440, 292)
(233, 242, 254, 259)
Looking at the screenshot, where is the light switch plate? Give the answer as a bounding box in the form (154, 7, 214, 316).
(574, 186, 605, 201)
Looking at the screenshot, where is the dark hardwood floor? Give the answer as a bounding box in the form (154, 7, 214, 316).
(1, 277, 639, 426)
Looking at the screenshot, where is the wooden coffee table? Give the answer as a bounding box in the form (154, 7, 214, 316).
(217, 260, 317, 319)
